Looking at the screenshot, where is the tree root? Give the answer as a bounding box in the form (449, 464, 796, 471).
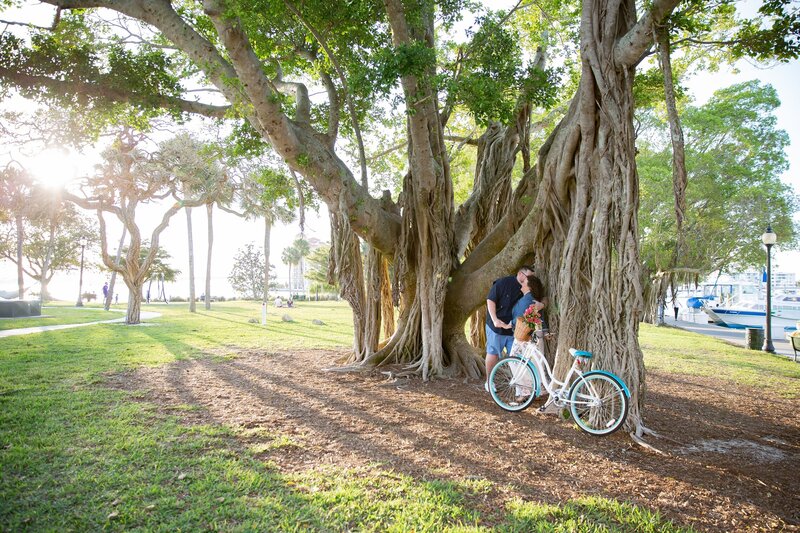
(321, 364, 370, 373)
(629, 429, 668, 455)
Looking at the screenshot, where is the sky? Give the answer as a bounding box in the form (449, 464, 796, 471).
(1, 3, 799, 302)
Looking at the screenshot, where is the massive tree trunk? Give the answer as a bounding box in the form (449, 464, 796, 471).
(205, 202, 213, 310)
(439, 0, 677, 432)
(186, 207, 196, 313)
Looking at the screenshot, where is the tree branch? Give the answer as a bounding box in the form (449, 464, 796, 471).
(0, 67, 231, 118)
(614, 0, 683, 67)
(282, 0, 368, 186)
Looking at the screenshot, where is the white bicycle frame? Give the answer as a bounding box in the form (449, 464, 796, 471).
(511, 337, 595, 407)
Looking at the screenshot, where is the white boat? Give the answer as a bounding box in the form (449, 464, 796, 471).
(700, 303, 798, 332)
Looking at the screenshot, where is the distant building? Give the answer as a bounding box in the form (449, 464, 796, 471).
(730, 271, 796, 290)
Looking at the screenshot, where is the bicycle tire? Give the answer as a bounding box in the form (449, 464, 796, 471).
(568, 371, 629, 436)
(489, 357, 539, 412)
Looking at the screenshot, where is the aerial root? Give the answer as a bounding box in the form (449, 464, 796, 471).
(321, 364, 370, 373)
(629, 426, 668, 456)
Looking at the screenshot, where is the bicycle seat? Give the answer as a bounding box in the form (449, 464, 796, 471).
(569, 348, 593, 358)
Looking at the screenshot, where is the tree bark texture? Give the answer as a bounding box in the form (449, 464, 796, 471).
(124, 277, 142, 325)
(329, 210, 368, 361)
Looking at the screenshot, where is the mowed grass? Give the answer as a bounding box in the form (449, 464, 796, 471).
(0, 304, 125, 331)
(10, 300, 792, 530)
(640, 322, 800, 398)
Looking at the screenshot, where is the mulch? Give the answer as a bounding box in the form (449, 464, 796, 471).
(106, 349, 800, 532)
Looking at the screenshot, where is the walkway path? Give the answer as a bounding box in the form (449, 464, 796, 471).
(0, 310, 162, 338)
(663, 315, 797, 362)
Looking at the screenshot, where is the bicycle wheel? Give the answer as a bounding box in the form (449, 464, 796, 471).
(568, 371, 629, 436)
(489, 357, 538, 412)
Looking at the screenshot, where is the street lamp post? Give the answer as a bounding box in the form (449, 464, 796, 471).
(76, 237, 87, 307)
(761, 224, 777, 353)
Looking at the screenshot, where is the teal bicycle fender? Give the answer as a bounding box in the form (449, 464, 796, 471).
(586, 370, 631, 398)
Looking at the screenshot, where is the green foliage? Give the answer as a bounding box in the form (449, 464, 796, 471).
(121, 242, 181, 282)
(0, 201, 96, 283)
(0, 11, 183, 128)
(156, 133, 228, 203)
(638, 81, 798, 277)
(731, 0, 800, 61)
(228, 242, 266, 299)
(305, 244, 338, 291)
(633, 67, 687, 110)
(446, 12, 559, 125)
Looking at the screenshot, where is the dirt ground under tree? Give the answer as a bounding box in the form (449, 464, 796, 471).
(108, 349, 799, 532)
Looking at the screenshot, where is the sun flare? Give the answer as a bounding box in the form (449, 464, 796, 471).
(27, 148, 83, 189)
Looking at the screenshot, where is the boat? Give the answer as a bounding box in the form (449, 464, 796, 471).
(680, 275, 800, 333)
(700, 303, 798, 331)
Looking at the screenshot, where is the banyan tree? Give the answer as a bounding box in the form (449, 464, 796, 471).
(6, 0, 794, 434)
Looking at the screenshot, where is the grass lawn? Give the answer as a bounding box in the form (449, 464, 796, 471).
(0, 304, 126, 331)
(2, 300, 796, 531)
(640, 322, 800, 398)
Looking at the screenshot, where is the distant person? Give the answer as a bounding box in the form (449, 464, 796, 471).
(673, 302, 680, 321)
(484, 265, 534, 392)
(102, 282, 109, 301)
(114, 294, 118, 304)
(146, 288, 151, 304)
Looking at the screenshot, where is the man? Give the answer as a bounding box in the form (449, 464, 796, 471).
(485, 265, 534, 392)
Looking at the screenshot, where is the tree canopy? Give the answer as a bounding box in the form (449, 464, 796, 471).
(638, 80, 798, 281)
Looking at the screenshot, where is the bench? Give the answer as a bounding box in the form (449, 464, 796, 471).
(791, 334, 800, 363)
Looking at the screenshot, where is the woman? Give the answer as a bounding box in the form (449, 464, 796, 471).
(510, 273, 546, 331)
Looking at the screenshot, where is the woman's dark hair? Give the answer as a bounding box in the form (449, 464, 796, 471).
(526, 274, 545, 301)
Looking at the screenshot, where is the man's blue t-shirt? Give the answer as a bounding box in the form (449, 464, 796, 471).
(485, 275, 522, 336)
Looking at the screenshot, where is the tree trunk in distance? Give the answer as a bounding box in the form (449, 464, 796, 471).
(205, 203, 213, 310)
(105, 227, 127, 311)
(40, 220, 56, 303)
(186, 207, 196, 313)
(263, 217, 272, 303)
(15, 214, 24, 299)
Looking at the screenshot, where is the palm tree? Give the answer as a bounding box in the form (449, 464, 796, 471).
(281, 245, 300, 295)
(156, 134, 224, 312)
(292, 237, 311, 294)
(233, 162, 296, 305)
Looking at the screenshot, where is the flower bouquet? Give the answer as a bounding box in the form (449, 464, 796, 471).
(513, 303, 542, 341)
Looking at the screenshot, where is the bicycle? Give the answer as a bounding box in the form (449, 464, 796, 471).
(488, 331, 630, 436)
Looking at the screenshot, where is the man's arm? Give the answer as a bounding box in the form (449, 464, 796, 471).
(487, 299, 510, 329)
